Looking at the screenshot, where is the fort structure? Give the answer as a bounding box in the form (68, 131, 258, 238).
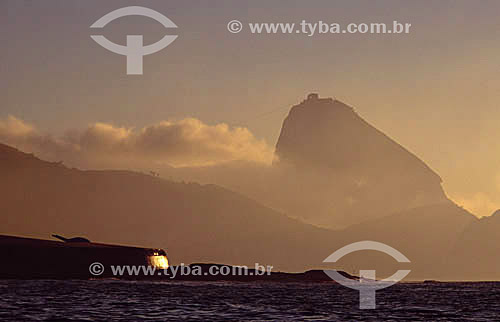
(302, 93, 334, 104)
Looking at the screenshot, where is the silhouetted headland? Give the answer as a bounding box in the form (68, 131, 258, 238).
(0, 235, 356, 282)
(0, 235, 168, 279)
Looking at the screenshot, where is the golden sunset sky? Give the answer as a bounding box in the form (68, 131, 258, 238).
(1, 0, 500, 216)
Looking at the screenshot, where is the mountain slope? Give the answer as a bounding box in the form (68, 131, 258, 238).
(0, 143, 337, 272)
(332, 202, 478, 279)
(446, 210, 500, 280)
(270, 94, 448, 227)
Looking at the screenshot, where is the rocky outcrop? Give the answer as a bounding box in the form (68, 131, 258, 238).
(271, 94, 448, 227)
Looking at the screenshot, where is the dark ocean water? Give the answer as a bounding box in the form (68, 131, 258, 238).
(1, 280, 499, 321)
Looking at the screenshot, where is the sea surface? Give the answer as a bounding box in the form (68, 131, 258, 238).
(1, 280, 499, 321)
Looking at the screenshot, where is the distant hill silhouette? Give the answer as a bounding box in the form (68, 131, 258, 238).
(333, 202, 479, 279)
(1, 142, 499, 280)
(446, 210, 500, 280)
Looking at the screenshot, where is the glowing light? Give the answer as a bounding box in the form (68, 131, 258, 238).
(149, 255, 169, 269)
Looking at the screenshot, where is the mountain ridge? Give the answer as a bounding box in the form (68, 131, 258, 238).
(2, 141, 500, 279)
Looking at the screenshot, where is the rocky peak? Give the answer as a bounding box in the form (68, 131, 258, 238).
(271, 94, 448, 227)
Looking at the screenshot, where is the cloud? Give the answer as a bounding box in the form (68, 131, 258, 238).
(0, 115, 35, 137)
(0, 116, 274, 168)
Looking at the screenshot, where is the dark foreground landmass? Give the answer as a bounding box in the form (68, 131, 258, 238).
(0, 235, 356, 282)
(0, 235, 159, 279)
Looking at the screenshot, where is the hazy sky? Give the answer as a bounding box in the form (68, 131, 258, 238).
(2, 0, 500, 216)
